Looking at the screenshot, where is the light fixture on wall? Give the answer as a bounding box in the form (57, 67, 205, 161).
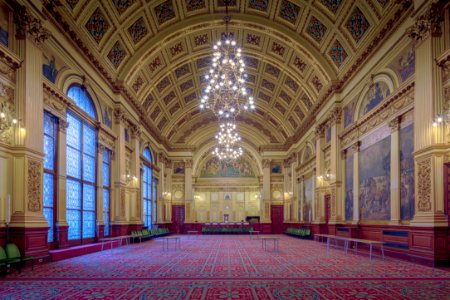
(432, 107, 450, 127)
(317, 170, 332, 182)
(199, 0, 255, 119)
(125, 173, 137, 184)
(0, 103, 20, 138)
(162, 192, 171, 200)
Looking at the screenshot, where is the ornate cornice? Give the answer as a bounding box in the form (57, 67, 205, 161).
(388, 116, 401, 132)
(0, 46, 21, 70)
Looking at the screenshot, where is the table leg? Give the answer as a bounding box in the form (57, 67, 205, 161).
(369, 244, 373, 260)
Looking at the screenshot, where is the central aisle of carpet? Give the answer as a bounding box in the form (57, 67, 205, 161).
(1, 235, 449, 299)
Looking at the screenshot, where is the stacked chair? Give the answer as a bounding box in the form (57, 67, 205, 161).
(131, 228, 170, 243)
(0, 243, 34, 275)
(285, 227, 311, 239)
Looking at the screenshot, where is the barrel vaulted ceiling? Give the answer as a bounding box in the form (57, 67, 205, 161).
(49, 0, 408, 151)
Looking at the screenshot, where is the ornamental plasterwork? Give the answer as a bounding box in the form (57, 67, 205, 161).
(120, 189, 126, 216)
(0, 60, 16, 83)
(13, 5, 50, 45)
(43, 89, 67, 115)
(330, 186, 336, 217)
(0, 82, 15, 144)
(417, 157, 432, 212)
(99, 128, 116, 150)
(339, 83, 414, 149)
(27, 159, 42, 212)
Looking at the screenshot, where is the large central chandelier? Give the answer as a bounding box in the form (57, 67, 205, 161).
(199, 1, 255, 119)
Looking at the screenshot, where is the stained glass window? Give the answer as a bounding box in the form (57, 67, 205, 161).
(66, 85, 98, 243)
(102, 149, 111, 236)
(142, 147, 154, 228)
(67, 85, 97, 120)
(43, 112, 58, 243)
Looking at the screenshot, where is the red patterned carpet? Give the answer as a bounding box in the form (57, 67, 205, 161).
(1, 235, 449, 299)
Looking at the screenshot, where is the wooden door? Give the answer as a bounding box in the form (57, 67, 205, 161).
(171, 205, 185, 234)
(270, 205, 284, 234)
(325, 194, 331, 225)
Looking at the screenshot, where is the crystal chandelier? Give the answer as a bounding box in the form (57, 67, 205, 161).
(199, 1, 255, 119)
(212, 121, 243, 160)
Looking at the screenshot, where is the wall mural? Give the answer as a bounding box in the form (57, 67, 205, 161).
(400, 124, 415, 220)
(345, 153, 353, 221)
(343, 97, 357, 128)
(360, 136, 391, 220)
(390, 46, 415, 83)
(0, 3, 10, 47)
(271, 164, 281, 173)
(326, 126, 331, 143)
(200, 158, 255, 177)
(360, 81, 391, 116)
(303, 177, 313, 222)
(42, 56, 59, 83)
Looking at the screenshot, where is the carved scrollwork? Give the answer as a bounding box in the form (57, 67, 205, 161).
(417, 158, 432, 212)
(388, 116, 401, 133)
(328, 107, 342, 125)
(315, 124, 325, 139)
(114, 107, 127, 125)
(262, 159, 271, 168)
(27, 159, 42, 212)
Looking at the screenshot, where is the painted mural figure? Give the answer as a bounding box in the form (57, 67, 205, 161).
(43, 56, 59, 83)
(364, 82, 390, 115)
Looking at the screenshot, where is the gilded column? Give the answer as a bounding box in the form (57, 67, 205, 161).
(283, 159, 291, 222)
(184, 160, 193, 222)
(112, 107, 127, 224)
(352, 142, 361, 224)
(95, 144, 105, 237)
(164, 159, 172, 223)
(314, 125, 325, 223)
(299, 176, 304, 222)
(129, 124, 141, 223)
(408, 3, 447, 226)
(262, 159, 271, 222)
(329, 107, 343, 224)
(389, 117, 401, 224)
(56, 118, 69, 247)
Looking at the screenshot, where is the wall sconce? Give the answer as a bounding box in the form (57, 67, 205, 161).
(317, 170, 332, 182)
(162, 192, 171, 200)
(432, 109, 449, 127)
(284, 192, 293, 200)
(125, 173, 137, 184)
(0, 105, 22, 139)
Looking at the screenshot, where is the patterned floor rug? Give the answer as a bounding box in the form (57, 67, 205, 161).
(1, 235, 449, 299)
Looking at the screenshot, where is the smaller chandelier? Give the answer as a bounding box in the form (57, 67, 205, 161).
(212, 121, 243, 160)
(215, 122, 241, 145)
(212, 144, 243, 160)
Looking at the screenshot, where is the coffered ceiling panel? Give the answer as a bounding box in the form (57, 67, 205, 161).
(50, 0, 402, 151)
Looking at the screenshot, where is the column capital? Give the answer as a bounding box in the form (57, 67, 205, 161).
(315, 124, 325, 139)
(407, 3, 443, 42)
(262, 159, 271, 168)
(185, 160, 193, 168)
(13, 4, 50, 45)
(129, 123, 142, 139)
(351, 141, 361, 152)
(389, 116, 401, 133)
(113, 107, 127, 125)
(97, 144, 105, 154)
(58, 118, 69, 134)
(328, 107, 342, 126)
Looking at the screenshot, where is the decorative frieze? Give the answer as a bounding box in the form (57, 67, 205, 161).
(27, 159, 42, 212)
(417, 157, 432, 212)
(99, 128, 116, 150)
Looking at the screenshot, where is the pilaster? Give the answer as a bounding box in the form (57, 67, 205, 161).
(329, 106, 343, 224)
(262, 159, 271, 222)
(352, 141, 361, 224)
(112, 106, 127, 223)
(184, 160, 193, 222)
(389, 117, 401, 224)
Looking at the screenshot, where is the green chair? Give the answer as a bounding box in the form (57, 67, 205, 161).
(0, 247, 10, 275)
(5, 243, 34, 273)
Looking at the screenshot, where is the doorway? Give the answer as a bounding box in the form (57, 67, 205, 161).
(172, 205, 185, 234)
(271, 205, 284, 234)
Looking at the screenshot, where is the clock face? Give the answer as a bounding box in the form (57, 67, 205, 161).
(174, 190, 183, 199)
(272, 190, 281, 199)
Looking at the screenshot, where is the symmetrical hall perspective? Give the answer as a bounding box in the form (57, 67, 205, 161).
(0, 0, 450, 298)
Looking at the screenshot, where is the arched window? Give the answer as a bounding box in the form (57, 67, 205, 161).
(66, 85, 98, 244)
(67, 85, 97, 120)
(142, 147, 154, 228)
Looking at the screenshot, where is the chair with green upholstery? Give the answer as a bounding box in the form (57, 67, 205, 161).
(0, 246, 10, 275)
(5, 243, 34, 273)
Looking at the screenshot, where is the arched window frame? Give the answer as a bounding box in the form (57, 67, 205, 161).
(65, 84, 99, 245)
(142, 146, 156, 228)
